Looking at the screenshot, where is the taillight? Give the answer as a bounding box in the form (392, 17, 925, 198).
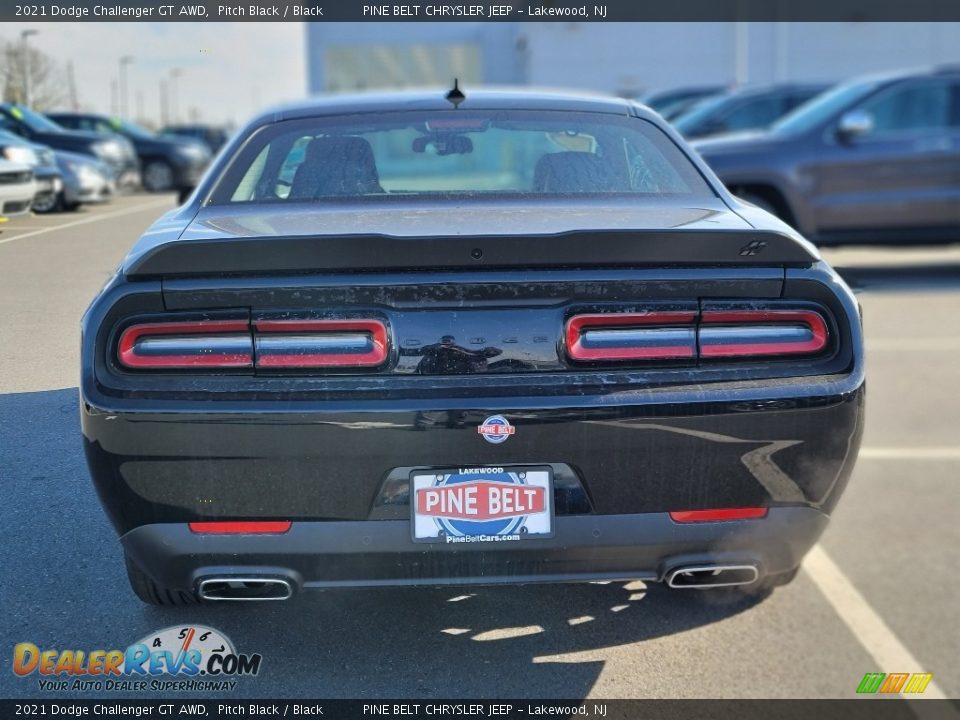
(117, 320, 253, 369)
(253, 319, 388, 368)
(699, 309, 828, 359)
(564, 307, 830, 363)
(189, 521, 292, 534)
(565, 312, 697, 361)
(117, 316, 390, 371)
(670, 507, 768, 523)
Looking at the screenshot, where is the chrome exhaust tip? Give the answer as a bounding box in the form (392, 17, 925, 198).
(197, 577, 294, 601)
(666, 564, 759, 589)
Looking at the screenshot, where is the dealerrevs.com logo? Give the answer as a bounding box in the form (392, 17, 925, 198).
(13, 625, 261, 692)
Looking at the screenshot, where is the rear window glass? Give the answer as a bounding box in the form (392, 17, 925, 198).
(210, 110, 714, 204)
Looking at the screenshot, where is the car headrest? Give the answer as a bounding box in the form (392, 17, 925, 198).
(290, 136, 383, 199)
(533, 151, 629, 193)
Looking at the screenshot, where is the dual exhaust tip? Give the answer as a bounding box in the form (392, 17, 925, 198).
(197, 564, 760, 600)
(665, 564, 759, 589)
(198, 577, 294, 601)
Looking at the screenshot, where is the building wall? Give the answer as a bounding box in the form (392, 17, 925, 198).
(306, 22, 960, 96)
(306, 23, 524, 93)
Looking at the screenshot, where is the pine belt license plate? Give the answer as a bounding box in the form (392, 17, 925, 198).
(411, 466, 554, 544)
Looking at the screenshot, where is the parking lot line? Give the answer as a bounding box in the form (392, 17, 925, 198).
(803, 544, 948, 703)
(868, 338, 960, 351)
(858, 447, 960, 460)
(0, 197, 172, 247)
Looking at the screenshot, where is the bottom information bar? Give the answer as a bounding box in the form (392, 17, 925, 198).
(2, 700, 959, 720)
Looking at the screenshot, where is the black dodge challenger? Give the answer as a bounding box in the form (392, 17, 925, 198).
(81, 89, 864, 605)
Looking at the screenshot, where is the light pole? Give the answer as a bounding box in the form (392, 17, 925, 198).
(118, 55, 135, 117)
(159, 79, 169, 126)
(20, 29, 38, 106)
(169, 68, 182, 124)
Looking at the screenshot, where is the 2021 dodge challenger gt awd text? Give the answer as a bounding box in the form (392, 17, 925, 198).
(81, 89, 864, 605)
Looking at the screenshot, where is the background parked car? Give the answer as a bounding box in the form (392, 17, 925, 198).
(0, 104, 139, 189)
(693, 66, 960, 244)
(673, 83, 830, 139)
(0, 158, 36, 217)
(638, 85, 726, 121)
(0, 130, 63, 214)
(55, 150, 114, 211)
(160, 124, 231, 154)
(48, 113, 211, 193)
(24, 145, 64, 214)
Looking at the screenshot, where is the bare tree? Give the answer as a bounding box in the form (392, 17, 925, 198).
(0, 37, 68, 110)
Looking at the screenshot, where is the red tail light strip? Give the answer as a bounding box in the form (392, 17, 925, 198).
(566, 312, 698, 361)
(699, 310, 828, 358)
(670, 507, 769, 523)
(253, 319, 388, 368)
(189, 521, 293, 534)
(117, 320, 253, 369)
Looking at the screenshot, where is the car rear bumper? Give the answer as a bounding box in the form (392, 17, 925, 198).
(121, 507, 828, 593)
(83, 379, 864, 533)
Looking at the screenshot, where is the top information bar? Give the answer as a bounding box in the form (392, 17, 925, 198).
(6, 0, 960, 22)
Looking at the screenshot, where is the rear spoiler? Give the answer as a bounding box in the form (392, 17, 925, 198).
(124, 229, 818, 278)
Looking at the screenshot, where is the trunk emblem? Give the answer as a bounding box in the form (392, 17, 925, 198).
(478, 415, 515, 444)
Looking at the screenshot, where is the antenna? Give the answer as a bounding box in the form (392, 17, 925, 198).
(445, 78, 465, 108)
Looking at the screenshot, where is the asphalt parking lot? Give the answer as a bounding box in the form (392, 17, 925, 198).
(0, 195, 958, 701)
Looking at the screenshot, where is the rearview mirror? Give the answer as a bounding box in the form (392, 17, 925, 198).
(836, 110, 874, 141)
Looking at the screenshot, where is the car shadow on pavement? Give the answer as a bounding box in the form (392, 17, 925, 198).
(170, 581, 766, 698)
(1, 387, 766, 699)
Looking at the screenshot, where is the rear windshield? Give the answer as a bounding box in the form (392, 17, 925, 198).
(209, 110, 715, 204)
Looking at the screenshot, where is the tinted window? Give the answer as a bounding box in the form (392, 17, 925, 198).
(721, 97, 784, 131)
(772, 79, 881, 135)
(212, 110, 714, 204)
(784, 89, 822, 112)
(6, 106, 63, 133)
(0, 114, 21, 134)
(672, 95, 730, 134)
(859, 82, 952, 132)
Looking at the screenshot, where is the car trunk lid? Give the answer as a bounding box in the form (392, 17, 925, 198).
(124, 200, 818, 278)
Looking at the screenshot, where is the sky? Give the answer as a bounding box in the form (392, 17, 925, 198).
(3, 22, 306, 127)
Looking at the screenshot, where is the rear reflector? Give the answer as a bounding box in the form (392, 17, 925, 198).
(699, 310, 828, 358)
(669, 507, 769, 523)
(254, 319, 388, 368)
(566, 312, 697, 361)
(117, 320, 253, 369)
(189, 521, 292, 534)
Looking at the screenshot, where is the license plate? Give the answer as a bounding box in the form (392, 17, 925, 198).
(411, 466, 553, 544)
(37, 179, 54, 192)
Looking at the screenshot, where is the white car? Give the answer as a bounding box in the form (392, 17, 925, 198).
(0, 158, 36, 217)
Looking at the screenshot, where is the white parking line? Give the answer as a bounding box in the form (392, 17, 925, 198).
(803, 544, 948, 704)
(0, 198, 172, 247)
(859, 447, 960, 460)
(868, 338, 960, 352)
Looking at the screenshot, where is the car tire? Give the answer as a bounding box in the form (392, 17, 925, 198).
(142, 160, 175, 193)
(31, 192, 61, 214)
(124, 552, 201, 606)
